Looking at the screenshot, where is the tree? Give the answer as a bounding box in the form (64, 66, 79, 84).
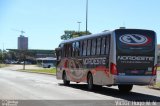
(0, 49, 7, 63)
(0, 49, 2, 63)
(61, 30, 75, 40)
(61, 30, 91, 40)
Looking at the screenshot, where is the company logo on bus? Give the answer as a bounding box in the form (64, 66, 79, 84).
(119, 34, 151, 46)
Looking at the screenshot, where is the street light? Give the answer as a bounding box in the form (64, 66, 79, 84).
(86, 0, 88, 34)
(77, 22, 81, 32)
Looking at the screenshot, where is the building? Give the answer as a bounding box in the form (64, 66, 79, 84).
(7, 49, 55, 64)
(18, 35, 28, 50)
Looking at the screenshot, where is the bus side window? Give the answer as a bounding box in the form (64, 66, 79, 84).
(83, 40, 87, 56)
(96, 38, 101, 55)
(63, 44, 67, 57)
(68, 43, 72, 57)
(66, 44, 68, 57)
(87, 39, 91, 56)
(105, 35, 110, 67)
(65, 44, 70, 57)
(101, 37, 106, 55)
(75, 42, 80, 57)
(91, 39, 96, 55)
(57, 49, 62, 61)
(59, 44, 63, 58)
(106, 35, 110, 55)
(59, 50, 62, 60)
(60, 44, 63, 58)
(72, 42, 75, 57)
(80, 41, 83, 56)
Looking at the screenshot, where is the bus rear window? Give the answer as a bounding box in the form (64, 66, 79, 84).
(116, 29, 155, 54)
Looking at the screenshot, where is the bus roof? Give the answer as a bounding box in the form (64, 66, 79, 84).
(60, 28, 155, 45)
(60, 30, 112, 44)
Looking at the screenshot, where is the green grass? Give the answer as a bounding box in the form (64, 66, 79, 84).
(19, 68, 56, 75)
(0, 64, 8, 68)
(153, 82, 160, 88)
(157, 67, 160, 71)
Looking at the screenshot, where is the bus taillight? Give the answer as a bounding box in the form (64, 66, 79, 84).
(110, 63, 118, 75)
(152, 64, 157, 75)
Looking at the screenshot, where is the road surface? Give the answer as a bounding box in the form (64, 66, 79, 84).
(0, 67, 160, 106)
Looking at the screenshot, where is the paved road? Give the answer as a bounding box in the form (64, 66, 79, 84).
(0, 68, 160, 106)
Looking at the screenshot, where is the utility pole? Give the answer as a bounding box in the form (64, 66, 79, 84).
(86, 0, 88, 34)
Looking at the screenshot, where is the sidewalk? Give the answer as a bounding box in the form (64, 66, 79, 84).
(2, 64, 43, 71)
(1, 64, 55, 75)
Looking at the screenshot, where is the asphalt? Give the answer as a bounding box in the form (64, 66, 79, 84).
(0, 67, 160, 106)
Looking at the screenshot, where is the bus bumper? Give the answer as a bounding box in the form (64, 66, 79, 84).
(113, 75, 157, 85)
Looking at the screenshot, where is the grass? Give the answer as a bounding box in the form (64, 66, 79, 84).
(19, 68, 56, 75)
(157, 67, 160, 71)
(153, 82, 160, 89)
(0, 64, 8, 68)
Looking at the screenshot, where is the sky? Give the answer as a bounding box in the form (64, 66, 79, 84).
(0, 0, 160, 50)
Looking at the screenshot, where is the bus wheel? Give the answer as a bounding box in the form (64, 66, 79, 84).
(87, 73, 94, 90)
(48, 65, 51, 68)
(118, 85, 133, 92)
(63, 72, 70, 86)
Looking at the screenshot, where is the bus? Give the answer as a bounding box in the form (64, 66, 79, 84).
(37, 57, 56, 68)
(56, 28, 157, 92)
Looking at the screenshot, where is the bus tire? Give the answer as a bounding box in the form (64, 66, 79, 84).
(87, 73, 94, 90)
(63, 71, 70, 86)
(48, 65, 51, 68)
(118, 84, 133, 92)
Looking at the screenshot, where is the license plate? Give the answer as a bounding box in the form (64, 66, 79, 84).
(130, 70, 139, 74)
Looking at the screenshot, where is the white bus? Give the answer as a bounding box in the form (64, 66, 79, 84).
(37, 57, 56, 68)
(56, 28, 157, 92)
